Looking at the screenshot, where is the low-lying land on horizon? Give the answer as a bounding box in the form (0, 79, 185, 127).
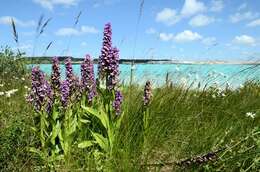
(24, 56, 260, 65)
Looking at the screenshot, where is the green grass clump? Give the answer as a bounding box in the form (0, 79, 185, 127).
(1, 79, 259, 171)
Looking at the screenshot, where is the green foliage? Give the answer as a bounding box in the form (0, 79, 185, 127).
(0, 46, 28, 77)
(1, 62, 260, 171)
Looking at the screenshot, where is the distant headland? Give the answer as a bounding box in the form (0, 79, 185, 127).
(24, 56, 260, 65)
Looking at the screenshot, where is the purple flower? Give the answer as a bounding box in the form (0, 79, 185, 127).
(60, 80, 69, 107)
(143, 81, 152, 106)
(51, 57, 61, 92)
(98, 23, 112, 80)
(81, 54, 96, 103)
(65, 58, 75, 95)
(107, 47, 119, 90)
(113, 90, 123, 115)
(27, 66, 52, 112)
(65, 58, 73, 85)
(45, 80, 54, 113)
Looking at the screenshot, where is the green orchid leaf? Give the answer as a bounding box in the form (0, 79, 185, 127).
(79, 118, 90, 124)
(78, 141, 94, 148)
(50, 120, 61, 145)
(92, 132, 109, 152)
(82, 105, 109, 130)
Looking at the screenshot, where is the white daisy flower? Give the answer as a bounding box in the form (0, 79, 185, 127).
(246, 112, 256, 119)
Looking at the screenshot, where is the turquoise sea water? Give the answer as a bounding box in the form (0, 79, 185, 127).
(32, 64, 260, 88)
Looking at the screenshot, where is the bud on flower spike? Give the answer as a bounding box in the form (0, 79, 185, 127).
(143, 81, 152, 106)
(113, 90, 123, 115)
(51, 57, 61, 93)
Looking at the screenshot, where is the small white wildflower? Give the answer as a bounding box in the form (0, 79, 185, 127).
(0, 92, 4, 96)
(212, 94, 216, 98)
(21, 77, 25, 81)
(6, 92, 11, 97)
(226, 82, 230, 88)
(12, 89, 18, 92)
(0, 84, 4, 87)
(24, 86, 28, 89)
(246, 112, 256, 119)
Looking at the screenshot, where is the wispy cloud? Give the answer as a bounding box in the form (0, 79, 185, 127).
(92, 0, 121, 8)
(189, 14, 215, 27)
(0, 16, 35, 27)
(229, 11, 259, 23)
(247, 19, 260, 27)
(202, 37, 217, 46)
(210, 0, 224, 12)
(232, 35, 256, 46)
(33, 0, 79, 10)
(237, 3, 247, 11)
(55, 25, 99, 36)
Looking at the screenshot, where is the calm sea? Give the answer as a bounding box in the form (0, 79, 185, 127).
(31, 64, 260, 88)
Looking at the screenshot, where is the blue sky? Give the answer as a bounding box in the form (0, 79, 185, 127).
(0, 0, 260, 61)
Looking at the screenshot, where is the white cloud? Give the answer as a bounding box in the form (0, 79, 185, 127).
(247, 19, 260, 27)
(92, 0, 120, 8)
(81, 26, 99, 33)
(181, 0, 206, 17)
(55, 25, 99, 36)
(33, 0, 79, 10)
(156, 8, 180, 26)
(159, 30, 203, 42)
(146, 27, 156, 34)
(229, 11, 259, 23)
(233, 35, 256, 45)
(189, 14, 215, 27)
(174, 30, 202, 42)
(210, 0, 224, 12)
(0, 16, 35, 27)
(156, 0, 208, 26)
(202, 37, 217, 46)
(159, 33, 174, 41)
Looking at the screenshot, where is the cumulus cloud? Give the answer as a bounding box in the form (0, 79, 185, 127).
(210, 0, 224, 12)
(233, 35, 256, 45)
(247, 19, 260, 27)
(159, 30, 203, 43)
(146, 27, 156, 34)
(159, 33, 174, 41)
(229, 11, 259, 23)
(55, 26, 98, 36)
(189, 14, 215, 27)
(156, 0, 208, 26)
(33, 0, 79, 10)
(0, 16, 35, 27)
(174, 30, 202, 42)
(181, 0, 206, 17)
(155, 8, 180, 26)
